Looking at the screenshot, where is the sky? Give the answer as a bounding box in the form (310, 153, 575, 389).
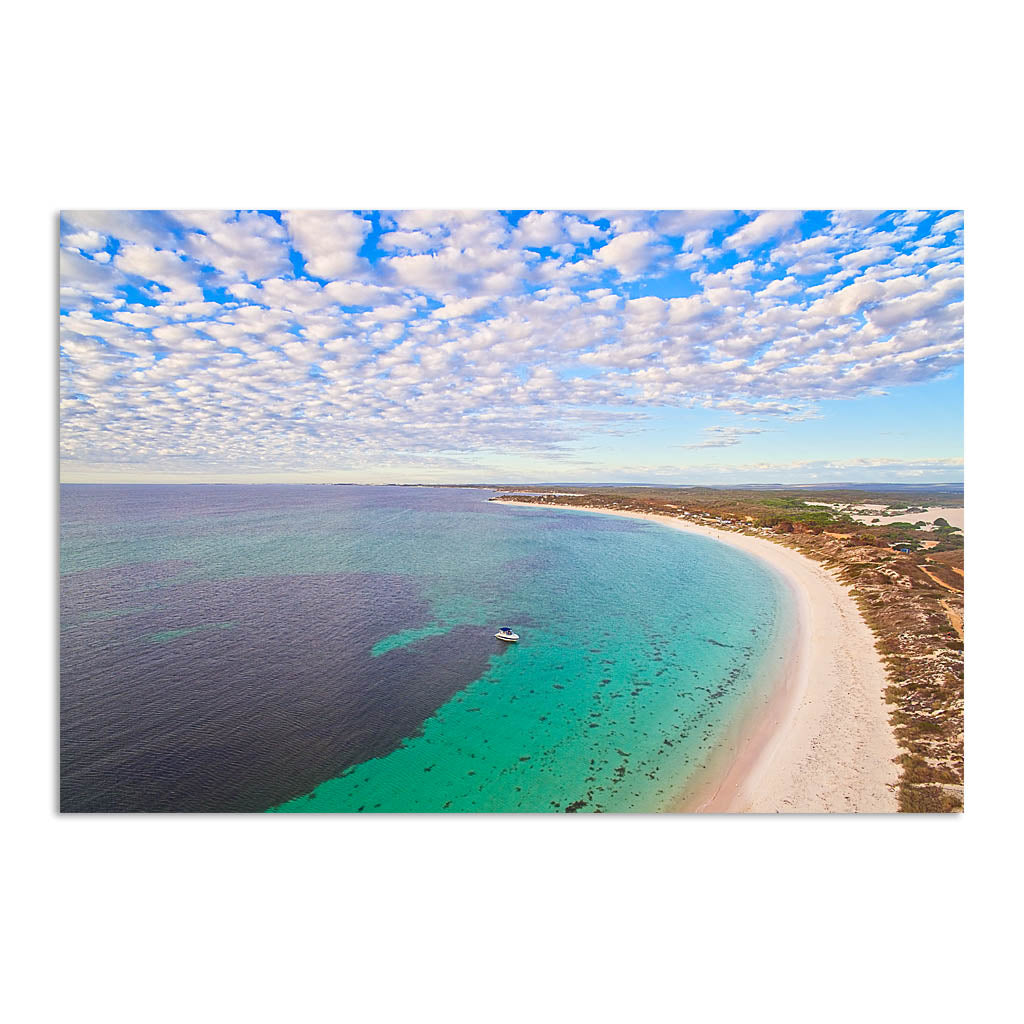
(59, 209, 964, 485)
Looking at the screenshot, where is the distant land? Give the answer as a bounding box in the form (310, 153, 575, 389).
(387, 481, 964, 495)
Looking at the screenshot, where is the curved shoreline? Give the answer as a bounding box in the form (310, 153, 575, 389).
(493, 500, 900, 813)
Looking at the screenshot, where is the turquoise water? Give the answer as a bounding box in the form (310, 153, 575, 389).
(268, 497, 793, 813)
(61, 485, 792, 812)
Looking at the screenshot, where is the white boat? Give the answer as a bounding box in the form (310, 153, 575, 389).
(495, 627, 520, 642)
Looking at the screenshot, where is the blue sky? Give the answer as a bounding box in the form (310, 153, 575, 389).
(59, 209, 963, 484)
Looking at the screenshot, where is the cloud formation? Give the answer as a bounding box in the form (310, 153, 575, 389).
(59, 209, 964, 479)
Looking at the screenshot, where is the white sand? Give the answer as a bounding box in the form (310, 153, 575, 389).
(897, 506, 964, 529)
(494, 500, 901, 813)
(805, 501, 964, 530)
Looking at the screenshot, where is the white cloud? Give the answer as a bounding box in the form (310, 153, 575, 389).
(379, 230, 438, 252)
(756, 276, 800, 299)
(866, 276, 963, 330)
(283, 211, 371, 279)
(323, 280, 398, 306)
(894, 210, 929, 226)
(770, 233, 834, 267)
(513, 211, 566, 247)
(564, 216, 605, 244)
(839, 245, 895, 271)
(933, 211, 964, 234)
(181, 210, 290, 281)
(113, 310, 164, 328)
(63, 229, 107, 252)
(807, 278, 886, 319)
(679, 424, 768, 449)
(59, 209, 963, 479)
(60, 248, 123, 303)
(724, 211, 803, 253)
(584, 211, 653, 235)
(63, 211, 177, 249)
(655, 210, 735, 236)
(114, 244, 204, 303)
(430, 295, 494, 319)
(594, 230, 669, 278)
(829, 210, 884, 233)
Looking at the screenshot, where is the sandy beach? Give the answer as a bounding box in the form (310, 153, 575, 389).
(494, 500, 900, 813)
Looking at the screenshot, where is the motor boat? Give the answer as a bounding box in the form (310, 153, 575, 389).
(494, 627, 520, 643)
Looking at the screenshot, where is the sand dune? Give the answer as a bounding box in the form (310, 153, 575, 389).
(806, 501, 964, 530)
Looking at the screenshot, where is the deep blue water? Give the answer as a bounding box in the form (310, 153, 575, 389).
(59, 484, 792, 812)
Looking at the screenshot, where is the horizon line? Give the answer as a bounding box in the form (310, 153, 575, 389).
(59, 478, 966, 489)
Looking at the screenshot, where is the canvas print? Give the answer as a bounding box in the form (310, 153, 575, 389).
(59, 210, 964, 813)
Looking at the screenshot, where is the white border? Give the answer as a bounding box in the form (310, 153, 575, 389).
(8, 3, 1020, 1021)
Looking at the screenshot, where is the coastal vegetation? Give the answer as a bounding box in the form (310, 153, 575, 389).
(493, 486, 964, 813)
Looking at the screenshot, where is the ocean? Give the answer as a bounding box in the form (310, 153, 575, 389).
(59, 484, 793, 812)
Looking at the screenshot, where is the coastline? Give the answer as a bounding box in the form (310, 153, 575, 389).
(493, 500, 900, 813)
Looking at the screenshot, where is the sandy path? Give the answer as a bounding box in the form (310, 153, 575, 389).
(494, 501, 900, 813)
(941, 600, 964, 640)
(920, 565, 960, 592)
